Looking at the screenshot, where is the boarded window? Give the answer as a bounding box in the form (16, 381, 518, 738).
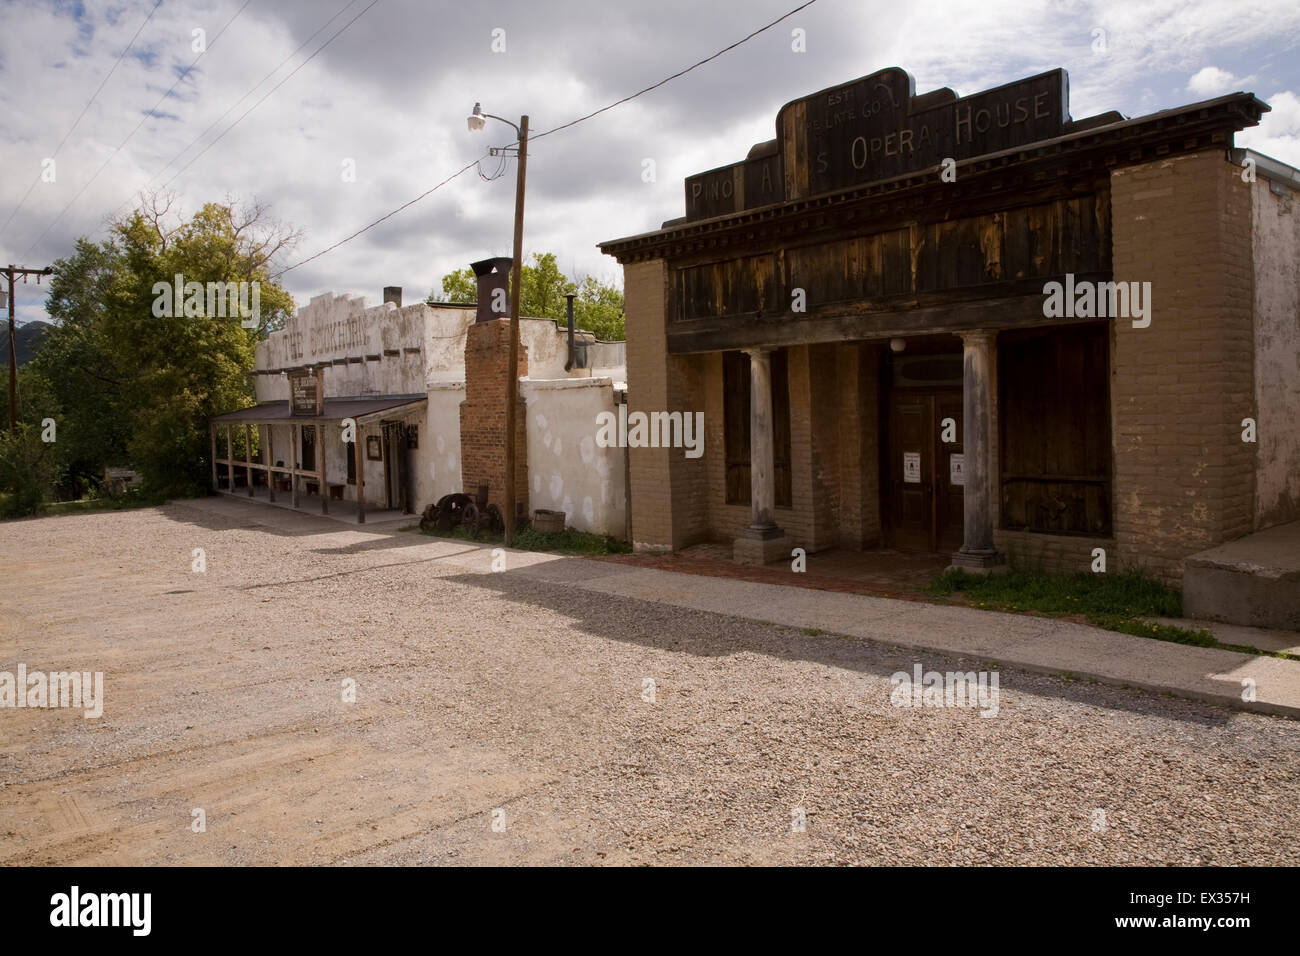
(723, 350, 792, 507)
(999, 324, 1112, 536)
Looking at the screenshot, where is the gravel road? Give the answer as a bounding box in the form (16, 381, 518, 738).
(1, 499, 1297, 865)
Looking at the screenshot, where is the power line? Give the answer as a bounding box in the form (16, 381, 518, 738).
(160, 0, 382, 192)
(103, 0, 364, 226)
(531, 0, 819, 141)
(271, 154, 490, 280)
(270, 0, 817, 281)
(22, 0, 256, 259)
(0, 0, 164, 236)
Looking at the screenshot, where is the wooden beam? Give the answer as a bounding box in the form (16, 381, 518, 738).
(665, 290, 1097, 354)
(244, 423, 254, 498)
(209, 424, 217, 492)
(354, 424, 366, 525)
(291, 423, 299, 509)
(319, 423, 328, 515)
(225, 426, 234, 493)
(265, 425, 276, 502)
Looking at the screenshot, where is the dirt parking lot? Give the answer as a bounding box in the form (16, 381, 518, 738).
(2, 497, 1298, 865)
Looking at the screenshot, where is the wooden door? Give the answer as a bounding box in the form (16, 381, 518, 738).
(885, 389, 964, 551)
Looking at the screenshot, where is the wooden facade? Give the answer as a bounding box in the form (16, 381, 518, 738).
(601, 66, 1268, 567)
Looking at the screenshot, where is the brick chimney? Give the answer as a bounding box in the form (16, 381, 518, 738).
(383, 286, 402, 307)
(460, 258, 528, 515)
(471, 257, 512, 323)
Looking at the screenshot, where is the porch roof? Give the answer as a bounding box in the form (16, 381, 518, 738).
(211, 394, 426, 426)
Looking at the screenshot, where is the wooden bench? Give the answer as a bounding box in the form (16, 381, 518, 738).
(328, 483, 345, 500)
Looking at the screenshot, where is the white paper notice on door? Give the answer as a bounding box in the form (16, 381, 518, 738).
(950, 453, 965, 486)
(903, 452, 921, 484)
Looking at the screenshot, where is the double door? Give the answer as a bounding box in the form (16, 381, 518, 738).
(885, 388, 965, 552)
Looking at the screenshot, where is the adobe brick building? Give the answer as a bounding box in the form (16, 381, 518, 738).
(600, 66, 1299, 587)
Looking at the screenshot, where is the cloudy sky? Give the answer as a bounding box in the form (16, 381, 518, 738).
(2, 0, 1298, 327)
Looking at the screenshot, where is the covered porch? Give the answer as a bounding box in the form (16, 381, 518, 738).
(210, 394, 425, 524)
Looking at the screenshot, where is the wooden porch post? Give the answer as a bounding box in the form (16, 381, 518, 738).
(264, 424, 276, 502)
(244, 423, 255, 498)
(319, 422, 328, 515)
(225, 426, 234, 494)
(951, 330, 1005, 571)
(354, 423, 366, 525)
(291, 423, 300, 509)
(209, 424, 218, 492)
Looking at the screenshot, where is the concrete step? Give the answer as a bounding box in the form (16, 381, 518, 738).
(1183, 521, 1300, 631)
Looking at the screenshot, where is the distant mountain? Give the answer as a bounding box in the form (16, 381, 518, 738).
(0, 321, 52, 366)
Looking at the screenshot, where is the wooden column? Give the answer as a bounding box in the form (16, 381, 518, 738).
(264, 425, 276, 502)
(244, 423, 255, 497)
(291, 423, 300, 509)
(209, 424, 218, 492)
(319, 424, 328, 515)
(225, 426, 234, 494)
(354, 423, 366, 524)
(732, 348, 791, 566)
(952, 330, 1004, 570)
(744, 347, 780, 536)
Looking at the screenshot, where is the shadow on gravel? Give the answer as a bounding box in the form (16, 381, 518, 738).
(154, 501, 1248, 729)
(441, 563, 1246, 731)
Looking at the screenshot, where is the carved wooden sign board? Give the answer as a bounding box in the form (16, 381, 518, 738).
(289, 369, 324, 417)
(685, 67, 1070, 220)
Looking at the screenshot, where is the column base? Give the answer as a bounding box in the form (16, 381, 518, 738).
(734, 534, 794, 566)
(949, 549, 1008, 574)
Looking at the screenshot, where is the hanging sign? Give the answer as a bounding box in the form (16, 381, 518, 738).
(289, 369, 323, 416)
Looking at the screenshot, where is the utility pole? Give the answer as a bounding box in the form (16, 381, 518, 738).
(467, 103, 530, 545)
(503, 115, 528, 547)
(4, 264, 53, 433)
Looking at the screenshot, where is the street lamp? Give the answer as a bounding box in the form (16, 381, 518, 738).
(468, 101, 529, 547)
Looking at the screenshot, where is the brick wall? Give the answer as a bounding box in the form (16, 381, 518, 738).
(836, 342, 882, 548)
(697, 341, 881, 554)
(459, 319, 528, 513)
(624, 259, 713, 551)
(1110, 150, 1256, 584)
(994, 530, 1117, 574)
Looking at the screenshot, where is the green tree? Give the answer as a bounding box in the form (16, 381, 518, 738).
(26, 192, 299, 504)
(428, 252, 625, 340)
(0, 422, 60, 517)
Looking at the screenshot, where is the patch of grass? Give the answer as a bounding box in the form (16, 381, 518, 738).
(418, 520, 630, 556)
(513, 526, 632, 556)
(927, 567, 1181, 618)
(801, 627, 824, 637)
(928, 567, 1295, 659)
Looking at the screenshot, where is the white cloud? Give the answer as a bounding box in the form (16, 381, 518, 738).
(1238, 90, 1300, 168)
(1187, 66, 1250, 96)
(1, 0, 1298, 330)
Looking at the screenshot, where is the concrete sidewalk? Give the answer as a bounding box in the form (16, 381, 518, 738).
(171, 496, 1300, 719)
(494, 547, 1300, 719)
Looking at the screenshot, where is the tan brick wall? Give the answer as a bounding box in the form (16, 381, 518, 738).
(696, 341, 880, 554)
(1110, 150, 1256, 585)
(836, 342, 882, 548)
(994, 530, 1117, 574)
(459, 319, 528, 512)
(622, 259, 709, 550)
